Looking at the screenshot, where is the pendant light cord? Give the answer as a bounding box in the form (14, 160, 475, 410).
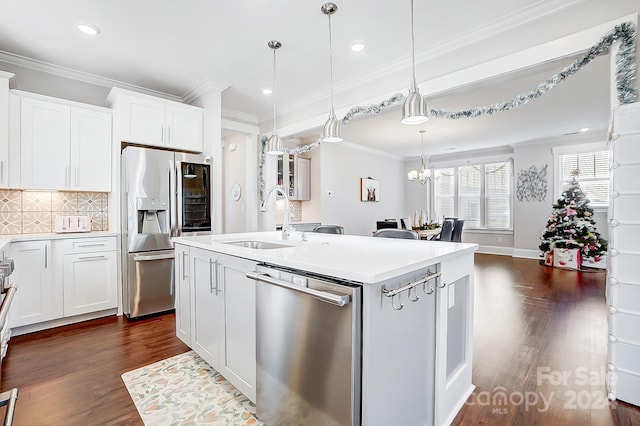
(328, 12, 335, 116)
(272, 47, 278, 134)
(410, 0, 417, 91)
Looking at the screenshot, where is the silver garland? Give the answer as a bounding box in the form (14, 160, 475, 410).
(259, 22, 637, 202)
(341, 93, 405, 124)
(430, 22, 637, 119)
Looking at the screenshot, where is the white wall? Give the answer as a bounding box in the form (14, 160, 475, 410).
(513, 137, 609, 257)
(320, 142, 405, 236)
(222, 133, 248, 233)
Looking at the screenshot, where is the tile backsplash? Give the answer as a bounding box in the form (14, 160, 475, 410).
(0, 190, 109, 235)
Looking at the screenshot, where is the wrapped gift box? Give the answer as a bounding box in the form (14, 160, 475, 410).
(553, 248, 581, 270)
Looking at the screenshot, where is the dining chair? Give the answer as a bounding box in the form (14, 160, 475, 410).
(451, 219, 464, 242)
(312, 225, 344, 234)
(373, 229, 419, 240)
(430, 219, 454, 241)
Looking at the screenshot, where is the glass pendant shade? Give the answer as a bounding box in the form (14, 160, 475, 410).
(266, 133, 283, 155)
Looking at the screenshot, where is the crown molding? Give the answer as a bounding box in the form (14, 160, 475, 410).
(276, 0, 589, 119)
(222, 108, 260, 125)
(338, 140, 404, 161)
(0, 49, 185, 102)
(182, 78, 229, 103)
(0, 49, 232, 104)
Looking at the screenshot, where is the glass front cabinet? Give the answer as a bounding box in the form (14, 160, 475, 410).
(276, 154, 310, 201)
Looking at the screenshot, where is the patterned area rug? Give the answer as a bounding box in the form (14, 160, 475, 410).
(121, 351, 263, 425)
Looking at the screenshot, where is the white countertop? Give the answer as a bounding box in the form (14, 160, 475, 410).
(0, 231, 118, 252)
(174, 231, 478, 284)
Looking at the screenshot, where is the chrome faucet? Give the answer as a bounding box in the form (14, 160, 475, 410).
(261, 186, 295, 240)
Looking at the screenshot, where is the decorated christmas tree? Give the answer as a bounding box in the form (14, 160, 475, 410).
(539, 173, 607, 267)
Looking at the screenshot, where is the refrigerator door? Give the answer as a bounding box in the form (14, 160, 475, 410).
(125, 250, 175, 318)
(122, 146, 174, 252)
(175, 153, 212, 235)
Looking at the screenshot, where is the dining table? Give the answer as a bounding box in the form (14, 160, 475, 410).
(415, 227, 442, 240)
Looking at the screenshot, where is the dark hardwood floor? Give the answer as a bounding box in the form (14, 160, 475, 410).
(1, 254, 638, 425)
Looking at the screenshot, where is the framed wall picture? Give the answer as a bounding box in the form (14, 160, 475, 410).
(360, 178, 379, 202)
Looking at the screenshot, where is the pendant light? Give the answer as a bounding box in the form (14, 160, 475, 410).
(321, 2, 343, 142)
(401, 0, 429, 125)
(266, 40, 284, 155)
(407, 130, 430, 184)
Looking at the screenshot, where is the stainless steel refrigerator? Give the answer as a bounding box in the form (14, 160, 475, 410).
(121, 146, 212, 319)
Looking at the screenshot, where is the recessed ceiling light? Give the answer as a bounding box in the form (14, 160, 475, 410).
(579, 127, 590, 132)
(261, 88, 273, 95)
(350, 42, 365, 52)
(78, 24, 101, 35)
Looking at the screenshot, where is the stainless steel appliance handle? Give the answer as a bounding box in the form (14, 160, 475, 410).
(0, 286, 17, 331)
(0, 388, 18, 426)
(246, 272, 351, 307)
(133, 252, 175, 261)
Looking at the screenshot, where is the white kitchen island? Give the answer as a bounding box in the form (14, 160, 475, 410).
(173, 231, 477, 426)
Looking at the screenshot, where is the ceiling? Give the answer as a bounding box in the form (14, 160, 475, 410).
(0, 0, 628, 159)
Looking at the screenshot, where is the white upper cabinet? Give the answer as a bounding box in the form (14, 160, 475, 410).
(20, 97, 71, 190)
(0, 71, 13, 188)
(71, 107, 112, 191)
(166, 104, 203, 152)
(16, 91, 112, 191)
(109, 88, 204, 153)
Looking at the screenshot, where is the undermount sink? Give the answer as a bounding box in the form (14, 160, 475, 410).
(223, 240, 292, 250)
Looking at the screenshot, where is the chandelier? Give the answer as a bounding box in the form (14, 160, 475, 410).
(407, 130, 430, 184)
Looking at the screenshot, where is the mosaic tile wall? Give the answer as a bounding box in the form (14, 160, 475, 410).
(0, 190, 109, 235)
(275, 200, 302, 224)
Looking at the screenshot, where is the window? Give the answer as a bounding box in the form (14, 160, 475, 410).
(433, 160, 512, 229)
(559, 150, 609, 206)
(433, 168, 455, 220)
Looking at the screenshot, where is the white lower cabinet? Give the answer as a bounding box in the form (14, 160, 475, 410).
(191, 247, 223, 369)
(220, 255, 256, 402)
(7, 236, 117, 330)
(62, 249, 117, 316)
(179, 247, 257, 402)
(174, 243, 191, 346)
(7, 240, 59, 328)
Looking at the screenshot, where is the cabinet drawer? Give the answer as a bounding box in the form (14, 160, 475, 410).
(61, 236, 116, 253)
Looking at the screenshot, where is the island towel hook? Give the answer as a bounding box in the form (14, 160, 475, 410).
(437, 278, 446, 288)
(423, 280, 434, 295)
(391, 293, 404, 311)
(408, 285, 420, 302)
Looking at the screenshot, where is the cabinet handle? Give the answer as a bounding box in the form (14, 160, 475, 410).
(161, 125, 164, 142)
(44, 245, 48, 268)
(0, 160, 3, 184)
(182, 252, 188, 280)
(168, 126, 171, 144)
(79, 255, 107, 261)
(77, 243, 106, 248)
(209, 258, 220, 295)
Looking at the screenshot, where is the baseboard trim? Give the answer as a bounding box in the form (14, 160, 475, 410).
(12, 309, 117, 336)
(476, 245, 513, 256)
(512, 249, 541, 259)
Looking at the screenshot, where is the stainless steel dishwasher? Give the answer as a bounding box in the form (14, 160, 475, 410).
(247, 264, 361, 426)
